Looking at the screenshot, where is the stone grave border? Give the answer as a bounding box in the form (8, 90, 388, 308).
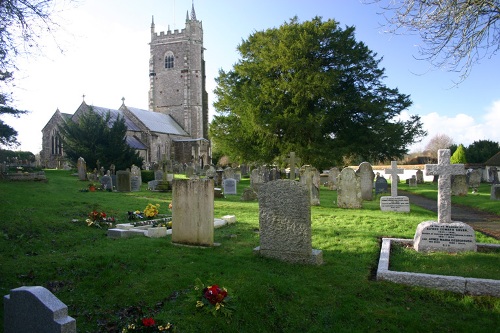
(376, 238, 500, 297)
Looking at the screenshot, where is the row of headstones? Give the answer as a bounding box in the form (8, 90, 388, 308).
(2, 151, 483, 332)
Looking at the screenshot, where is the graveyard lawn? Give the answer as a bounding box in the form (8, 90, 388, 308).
(0, 170, 498, 332)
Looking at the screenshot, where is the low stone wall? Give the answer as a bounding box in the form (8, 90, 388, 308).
(3, 172, 46, 181)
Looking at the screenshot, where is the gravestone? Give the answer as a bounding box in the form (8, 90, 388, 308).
(254, 180, 323, 265)
(205, 166, 216, 179)
(491, 184, 500, 200)
(451, 175, 468, 196)
(240, 187, 258, 201)
(489, 166, 499, 184)
(381, 161, 410, 212)
(147, 180, 159, 191)
(154, 170, 163, 181)
(4, 286, 76, 333)
(185, 165, 195, 179)
(467, 169, 482, 192)
(408, 175, 417, 187)
(171, 179, 214, 246)
(374, 176, 388, 194)
(77, 157, 86, 181)
(223, 178, 237, 195)
(286, 152, 301, 180)
(250, 168, 265, 193)
(356, 162, 374, 201)
(337, 168, 362, 208)
(328, 167, 340, 190)
(116, 170, 131, 192)
(414, 149, 475, 252)
(223, 167, 235, 180)
(100, 175, 113, 191)
(110, 164, 115, 175)
(415, 169, 424, 184)
(130, 165, 142, 191)
(300, 166, 320, 206)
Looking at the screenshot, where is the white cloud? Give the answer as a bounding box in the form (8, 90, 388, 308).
(409, 100, 500, 152)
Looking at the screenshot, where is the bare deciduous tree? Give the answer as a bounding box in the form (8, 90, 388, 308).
(369, 0, 500, 82)
(424, 133, 455, 157)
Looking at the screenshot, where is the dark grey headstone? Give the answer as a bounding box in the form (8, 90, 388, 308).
(4, 286, 76, 333)
(375, 177, 388, 194)
(100, 175, 113, 190)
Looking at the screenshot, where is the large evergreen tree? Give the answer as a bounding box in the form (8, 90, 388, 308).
(58, 108, 143, 170)
(211, 17, 425, 169)
(465, 140, 500, 164)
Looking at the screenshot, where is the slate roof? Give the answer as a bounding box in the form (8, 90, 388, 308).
(126, 107, 188, 136)
(91, 106, 141, 132)
(126, 136, 147, 150)
(485, 151, 500, 166)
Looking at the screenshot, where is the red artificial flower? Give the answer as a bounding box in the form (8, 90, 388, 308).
(142, 317, 155, 327)
(203, 285, 227, 305)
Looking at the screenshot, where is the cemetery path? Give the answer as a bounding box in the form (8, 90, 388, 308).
(399, 190, 500, 240)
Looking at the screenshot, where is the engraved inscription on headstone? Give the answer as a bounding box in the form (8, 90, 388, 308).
(380, 196, 410, 212)
(414, 221, 476, 252)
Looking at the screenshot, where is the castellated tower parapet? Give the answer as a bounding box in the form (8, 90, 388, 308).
(148, 9, 208, 141)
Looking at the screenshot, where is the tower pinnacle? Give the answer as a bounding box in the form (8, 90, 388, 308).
(191, 1, 197, 21)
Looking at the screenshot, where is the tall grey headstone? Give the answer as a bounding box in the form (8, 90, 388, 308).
(328, 167, 340, 190)
(467, 169, 482, 191)
(337, 168, 362, 208)
(451, 175, 468, 196)
(130, 165, 142, 192)
(4, 286, 76, 333)
(254, 180, 323, 265)
(185, 166, 195, 179)
(414, 149, 475, 252)
(77, 157, 86, 181)
(250, 168, 265, 193)
(172, 179, 214, 246)
(356, 162, 374, 200)
(415, 169, 424, 184)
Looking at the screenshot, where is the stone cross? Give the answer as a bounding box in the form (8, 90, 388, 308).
(384, 161, 404, 197)
(425, 149, 465, 223)
(286, 152, 301, 180)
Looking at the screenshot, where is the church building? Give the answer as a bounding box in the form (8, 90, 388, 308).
(41, 5, 210, 169)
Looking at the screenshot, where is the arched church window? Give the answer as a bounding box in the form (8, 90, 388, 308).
(165, 51, 174, 69)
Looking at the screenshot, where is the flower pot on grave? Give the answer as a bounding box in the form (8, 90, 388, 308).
(89, 186, 96, 192)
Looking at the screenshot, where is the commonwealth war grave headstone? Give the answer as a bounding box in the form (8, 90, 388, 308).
(254, 180, 323, 265)
(380, 161, 410, 212)
(337, 167, 362, 208)
(414, 149, 476, 252)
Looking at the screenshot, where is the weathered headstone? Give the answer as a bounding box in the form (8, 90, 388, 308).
(491, 184, 500, 200)
(250, 168, 265, 193)
(130, 165, 142, 191)
(328, 167, 340, 190)
(185, 165, 195, 179)
(489, 166, 499, 184)
(286, 152, 301, 180)
(147, 180, 159, 191)
(451, 175, 468, 196)
(337, 168, 362, 209)
(240, 187, 258, 201)
(415, 169, 424, 184)
(154, 170, 163, 181)
(77, 157, 86, 181)
(223, 178, 237, 195)
(110, 164, 116, 175)
(300, 166, 320, 206)
(408, 175, 417, 187)
(374, 176, 388, 194)
(171, 179, 214, 246)
(467, 169, 482, 192)
(4, 286, 76, 333)
(116, 170, 131, 192)
(100, 175, 113, 191)
(223, 167, 235, 181)
(356, 162, 374, 201)
(254, 180, 323, 265)
(414, 149, 475, 252)
(205, 166, 216, 179)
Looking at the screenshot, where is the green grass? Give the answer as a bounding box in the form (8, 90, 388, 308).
(401, 181, 500, 215)
(0, 171, 499, 332)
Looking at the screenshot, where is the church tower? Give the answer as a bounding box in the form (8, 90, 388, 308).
(148, 4, 208, 142)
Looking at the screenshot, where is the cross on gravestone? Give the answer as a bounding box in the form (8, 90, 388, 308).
(384, 161, 404, 197)
(286, 152, 301, 180)
(425, 149, 465, 223)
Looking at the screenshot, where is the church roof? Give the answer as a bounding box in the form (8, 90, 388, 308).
(90, 106, 141, 132)
(126, 135, 147, 150)
(126, 107, 188, 136)
(485, 151, 500, 166)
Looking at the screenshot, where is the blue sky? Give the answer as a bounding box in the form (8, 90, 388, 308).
(5, 0, 500, 154)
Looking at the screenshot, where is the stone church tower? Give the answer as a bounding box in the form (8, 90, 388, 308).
(148, 4, 210, 165)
